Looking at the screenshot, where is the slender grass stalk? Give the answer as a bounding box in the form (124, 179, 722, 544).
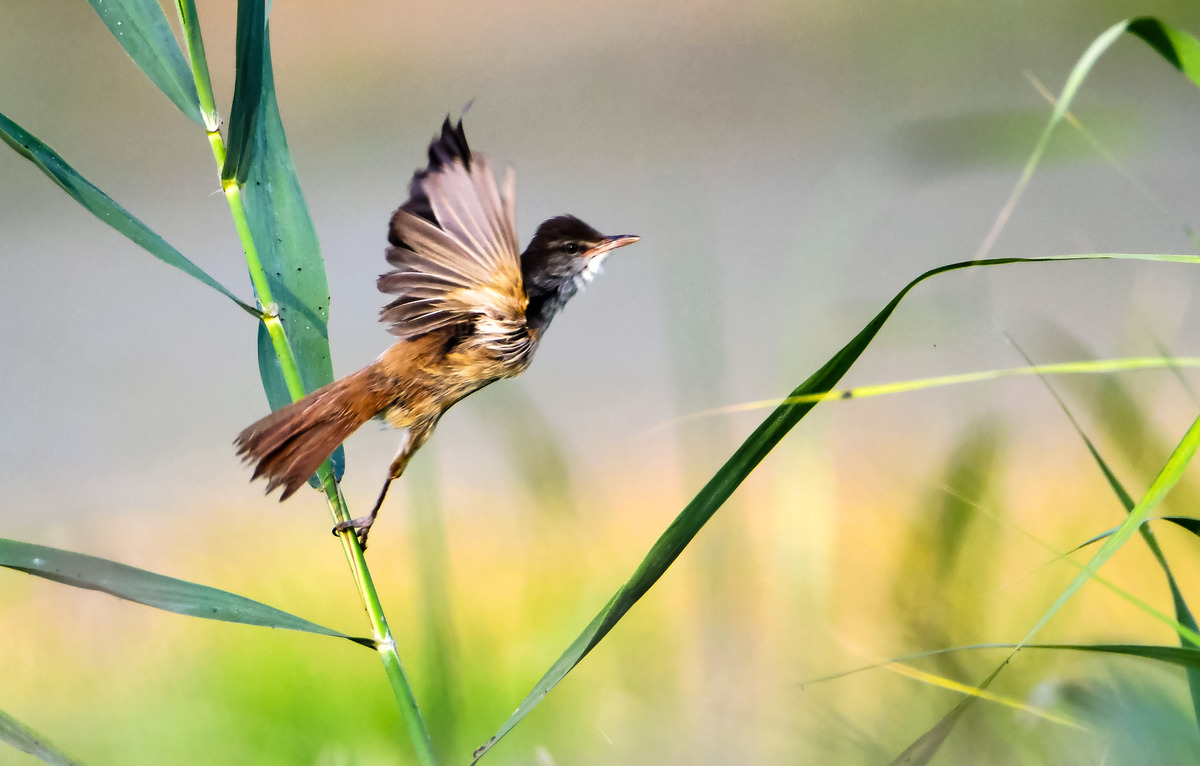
(174, 3, 437, 763)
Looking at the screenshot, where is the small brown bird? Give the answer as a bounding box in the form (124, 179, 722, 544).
(235, 118, 637, 547)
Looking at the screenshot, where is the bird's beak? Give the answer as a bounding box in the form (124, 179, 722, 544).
(587, 234, 640, 257)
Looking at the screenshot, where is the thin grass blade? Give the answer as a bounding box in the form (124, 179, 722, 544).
(221, 0, 265, 183)
(888, 664, 1007, 766)
(470, 250, 1200, 761)
(901, 412, 1200, 761)
(809, 643, 1200, 686)
(0, 110, 254, 314)
(84, 0, 201, 125)
(0, 708, 82, 766)
(892, 17, 1200, 760)
(408, 454, 463, 758)
(241, 27, 343, 482)
(883, 661, 1079, 728)
(655, 356, 1200, 432)
(892, 412, 1200, 763)
(1007, 332, 1200, 724)
(1046, 368, 1200, 714)
(0, 539, 370, 646)
(975, 18, 1198, 261)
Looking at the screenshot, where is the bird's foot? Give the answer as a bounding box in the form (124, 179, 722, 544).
(331, 473, 392, 551)
(333, 513, 377, 550)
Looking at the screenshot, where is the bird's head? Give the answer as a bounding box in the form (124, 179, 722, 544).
(522, 215, 638, 295)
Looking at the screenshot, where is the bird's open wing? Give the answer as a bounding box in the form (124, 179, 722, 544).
(378, 119, 526, 339)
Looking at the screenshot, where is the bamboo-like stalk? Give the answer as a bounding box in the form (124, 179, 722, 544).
(173, 3, 437, 763)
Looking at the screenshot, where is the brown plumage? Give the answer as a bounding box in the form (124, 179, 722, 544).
(235, 118, 638, 547)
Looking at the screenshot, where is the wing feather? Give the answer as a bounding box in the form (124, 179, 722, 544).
(384, 248, 475, 286)
(500, 167, 519, 255)
(425, 167, 502, 271)
(379, 119, 525, 339)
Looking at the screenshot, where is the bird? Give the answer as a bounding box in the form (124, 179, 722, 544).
(234, 118, 638, 548)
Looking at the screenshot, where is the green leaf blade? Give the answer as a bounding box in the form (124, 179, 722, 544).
(0, 110, 254, 314)
(1016, 348, 1200, 726)
(0, 538, 367, 644)
(85, 0, 202, 125)
(1030, 643, 1200, 669)
(222, 0, 266, 183)
(1129, 17, 1200, 90)
(242, 27, 344, 482)
(889, 18, 1200, 760)
(0, 708, 82, 766)
(471, 251, 1200, 761)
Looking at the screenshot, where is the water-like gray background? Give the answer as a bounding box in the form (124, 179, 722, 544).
(4, 0, 1200, 533)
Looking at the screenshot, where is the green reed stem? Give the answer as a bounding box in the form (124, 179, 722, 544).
(174, 3, 437, 763)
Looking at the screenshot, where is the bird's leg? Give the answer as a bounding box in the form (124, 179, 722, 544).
(333, 421, 434, 549)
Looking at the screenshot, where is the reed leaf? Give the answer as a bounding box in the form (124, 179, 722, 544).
(0, 110, 254, 314)
(0, 708, 82, 766)
(172, 0, 218, 129)
(222, 0, 265, 183)
(0, 539, 370, 646)
(470, 252, 1200, 762)
(240, 26, 344, 482)
(890, 17, 1200, 763)
(84, 0, 201, 125)
(1022, 352, 1200, 723)
(1128, 17, 1200, 89)
(1165, 516, 1200, 537)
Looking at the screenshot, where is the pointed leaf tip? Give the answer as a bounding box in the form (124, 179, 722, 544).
(0, 538, 368, 645)
(85, 0, 203, 124)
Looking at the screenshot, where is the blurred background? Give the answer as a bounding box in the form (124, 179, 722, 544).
(4, 0, 1200, 763)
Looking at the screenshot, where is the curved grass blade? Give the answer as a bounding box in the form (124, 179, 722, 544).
(1022, 71, 1200, 251)
(221, 0, 265, 183)
(890, 18, 1200, 762)
(1129, 17, 1200, 89)
(242, 27, 343, 482)
(0, 708, 82, 766)
(0, 110, 255, 315)
(0, 539, 370, 647)
(85, 0, 202, 125)
(1059, 513, 1200, 552)
(1035, 643, 1200, 667)
(1008, 338, 1200, 726)
(1165, 516, 1200, 537)
(470, 251, 1200, 762)
(894, 412, 1200, 765)
(1059, 520, 1175, 555)
(899, 414, 1200, 764)
(976, 18, 1199, 261)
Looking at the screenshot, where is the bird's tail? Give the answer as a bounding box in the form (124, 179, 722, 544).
(234, 365, 390, 500)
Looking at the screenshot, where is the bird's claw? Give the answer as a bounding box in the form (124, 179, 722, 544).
(332, 515, 376, 550)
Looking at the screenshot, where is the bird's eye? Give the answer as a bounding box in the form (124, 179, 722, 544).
(564, 242, 580, 255)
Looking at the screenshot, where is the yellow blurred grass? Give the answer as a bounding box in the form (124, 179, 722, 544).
(2, 428, 1198, 763)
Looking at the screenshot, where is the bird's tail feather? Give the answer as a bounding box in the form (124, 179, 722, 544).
(234, 366, 388, 500)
